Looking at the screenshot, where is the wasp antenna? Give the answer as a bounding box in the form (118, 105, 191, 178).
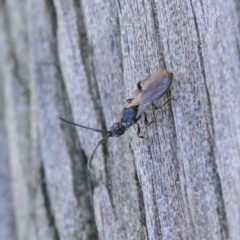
(88, 134, 111, 171)
(59, 117, 111, 134)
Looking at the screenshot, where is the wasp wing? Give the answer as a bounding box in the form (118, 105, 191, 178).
(128, 67, 172, 112)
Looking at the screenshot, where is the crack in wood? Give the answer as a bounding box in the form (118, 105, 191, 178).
(129, 142, 149, 239)
(0, 0, 5, 9)
(150, 0, 164, 62)
(74, 0, 121, 211)
(182, 163, 196, 237)
(189, 1, 229, 238)
(151, 178, 162, 239)
(117, 0, 122, 14)
(46, 0, 99, 238)
(75, 0, 110, 172)
(40, 163, 60, 240)
(4, 5, 30, 104)
(56, 62, 98, 239)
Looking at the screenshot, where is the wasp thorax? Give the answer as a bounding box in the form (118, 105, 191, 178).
(110, 123, 125, 137)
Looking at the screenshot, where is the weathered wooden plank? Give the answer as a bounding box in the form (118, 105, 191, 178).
(0, 3, 16, 239)
(28, 0, 97, 239)
(2, 0, 37, 239)
(0, 0, 240, 239)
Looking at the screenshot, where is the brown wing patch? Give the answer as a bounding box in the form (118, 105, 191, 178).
(143, 67, 169, 91)
(127, 67, 172, 108)
(128, 91, 143, 108)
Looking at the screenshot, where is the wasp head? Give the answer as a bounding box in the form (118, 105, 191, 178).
(110, 123, 125, 137)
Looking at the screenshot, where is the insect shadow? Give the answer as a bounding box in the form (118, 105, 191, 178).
(59, 66, 173, 171)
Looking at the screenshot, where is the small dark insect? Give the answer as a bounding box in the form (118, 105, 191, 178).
(59, 66, 173, 171)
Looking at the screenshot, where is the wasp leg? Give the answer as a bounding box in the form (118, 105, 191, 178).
(137, 122, 148, 140)
(153, 96, 175, 109)
(126, 98, 133, 103)
(160, 96, 175, 108)
(143, 112, 155, 125)
(151, 102, 158, 110)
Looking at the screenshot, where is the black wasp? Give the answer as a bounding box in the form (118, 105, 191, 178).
(59, 66, 173, 171)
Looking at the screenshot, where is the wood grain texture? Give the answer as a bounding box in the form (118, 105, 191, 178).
(0, 0, 239, 239)
(0, 3, 16, 239)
